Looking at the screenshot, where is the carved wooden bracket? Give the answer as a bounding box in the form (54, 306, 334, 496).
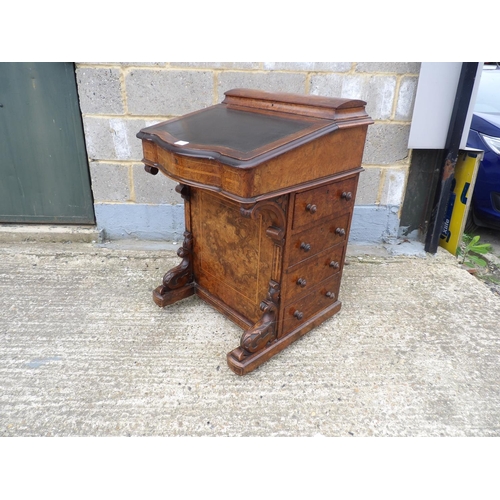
(240, 195, 287, 246)
(234, 280, 280, 360)
(175, 183, 191, 201)
(152, 230, 195, 308)
(160, 231, 193, 293)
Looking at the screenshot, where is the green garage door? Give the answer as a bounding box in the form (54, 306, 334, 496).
(0, 62, 95, 223)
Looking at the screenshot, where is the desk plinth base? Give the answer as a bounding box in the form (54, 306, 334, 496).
(153, 283, 195, 307)
(152, 275, 342, 375)
(227, 300, 342, 375)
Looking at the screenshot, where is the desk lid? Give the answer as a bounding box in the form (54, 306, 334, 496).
(137, 89, 372, 167)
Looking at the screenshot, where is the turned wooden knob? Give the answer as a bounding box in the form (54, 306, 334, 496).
(294, 310, 304, 320)
(300, 242, 311, 252)
(335, 227, 346, 236)
(296, 278, 307, 287)
(144, 165, 159, 175)
(306, 203, 317, 213)
(341, 192, 352, 201)
(329, 261, 340, 269)
(326, 291, 336, 299)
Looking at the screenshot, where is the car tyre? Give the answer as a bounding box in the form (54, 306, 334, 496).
(465, 208, 478, 234)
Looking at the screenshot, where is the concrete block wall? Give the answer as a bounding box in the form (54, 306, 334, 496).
(75, 62, 420, 243)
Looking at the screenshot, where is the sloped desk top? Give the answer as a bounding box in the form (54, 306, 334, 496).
(137, 89, 373, 202)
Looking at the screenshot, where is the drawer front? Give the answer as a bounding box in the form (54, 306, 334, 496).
(292, 176, 357, 230)
(288, 212, 351, 266)
(283, 243, 345, 305)
(283, 274, 341, 333)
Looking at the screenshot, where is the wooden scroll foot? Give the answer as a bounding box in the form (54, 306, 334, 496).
(227, 299, 343, 376)
(227, 281, 280, 375)
(153, 231, 195, 307)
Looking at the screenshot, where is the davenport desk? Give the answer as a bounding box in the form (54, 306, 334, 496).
(137, 89, 372, 375)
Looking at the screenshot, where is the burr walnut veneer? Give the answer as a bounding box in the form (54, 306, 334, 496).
(137, 89, 372, 375)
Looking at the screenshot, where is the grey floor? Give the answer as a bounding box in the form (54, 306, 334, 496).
(1, 241, 500, 436)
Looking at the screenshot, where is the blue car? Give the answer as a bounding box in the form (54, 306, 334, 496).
(467, 64, 500, 230)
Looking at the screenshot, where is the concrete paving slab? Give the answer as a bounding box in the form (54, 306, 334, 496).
(1, 241, 500, 436)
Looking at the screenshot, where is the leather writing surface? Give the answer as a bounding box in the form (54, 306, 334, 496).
(149, 106, 326, 160)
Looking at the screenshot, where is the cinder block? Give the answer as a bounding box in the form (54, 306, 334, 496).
(310, 73, 343, 98)
(171, 62, 260, 70)
(395, 76, 418, 121)
(263, 62, 352, 72)
(82, 117, 114, 160)
(217, 71, 306, 101)
(356, 62, 421, 74)
(76, 67, 124, 114)
(82, 117, 150, 161)
(356, 167, 382, 205)
(310, 74, 396, 120)
(362, 123, 411, 165)
(380, 168, 409, 206)
(89, 162, 131, 202)
(132, 164, 183, 204)
(125, 69, 214, 116)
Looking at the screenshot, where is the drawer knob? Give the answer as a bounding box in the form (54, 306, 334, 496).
(335, 227, 346, 236)
(329, 261, 340, 269)
(326, 291, 336, 299)
(300, 242, 311, 252)
(294, 310, 304, 320)
(296, 278, 307, 287)
(341, 192, 352, 201)
(306, 203, 317, 214)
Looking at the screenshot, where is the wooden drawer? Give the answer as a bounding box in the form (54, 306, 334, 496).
(292, 176, 357, 230)
(288, 212, 351, 266)
(282, 243, 345, 305)
(282, 274, 341, 333)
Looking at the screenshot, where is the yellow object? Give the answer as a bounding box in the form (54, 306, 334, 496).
(439, 149, 483, 255)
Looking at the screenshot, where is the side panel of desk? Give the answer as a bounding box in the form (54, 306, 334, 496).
(189, 188, 276, 328)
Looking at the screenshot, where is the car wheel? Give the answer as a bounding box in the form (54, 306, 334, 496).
(465, 208, 478, 234)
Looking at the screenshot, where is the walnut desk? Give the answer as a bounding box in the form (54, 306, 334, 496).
(137, 89, 372, 375)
